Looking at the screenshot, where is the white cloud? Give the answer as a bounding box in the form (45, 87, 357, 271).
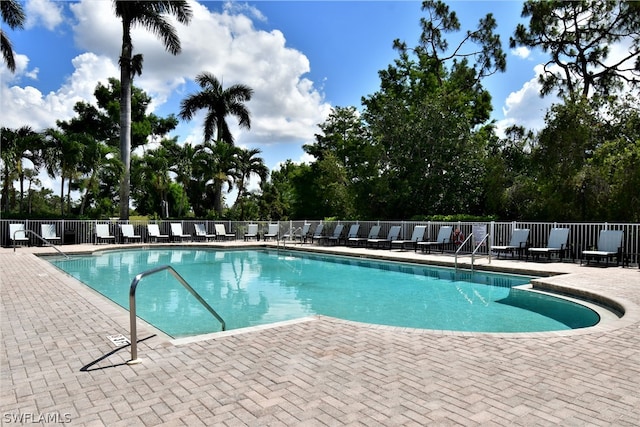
(69, 0, 330, 148)
(510, 46, 530, 59)
(495, 64, 558, 136)
(24, 67, 39, 80)
(223, 1, 267, 23)
(69, 1, 120, 58)
(25, 0, 64, 31)
(0, 53, 31, 84)
(1, 52, 118, 131)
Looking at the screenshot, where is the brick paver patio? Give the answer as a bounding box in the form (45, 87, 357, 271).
(1, 243, 639, 426)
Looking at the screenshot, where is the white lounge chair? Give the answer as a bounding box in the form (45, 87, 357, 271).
(263, 224, 280, 241)
(9, 223, 29, 246)
(582, 229, 624, 266)
(95, 224, 115, 244)
(492, 228, 529, 259)
(367, 225, 401, 249)
(147, 224, 169, 243)
(41, 224, 61, 245)
(391, 225, 426, 251)
(120, 224, 142, 243)
(214, 224, 235, 240)
(194, 224, 215, 241)
(170, 223, 190, 242)
(244, 224, 258, 241)
(417, 226, 453, 253)
(349, 225, 380, 247)
(527, 228, 570, 261)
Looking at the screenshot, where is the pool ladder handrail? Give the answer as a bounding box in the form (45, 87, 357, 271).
(471, 233, 491, 271)
(454, 233, 492, 270)
(128, 265, 225, 364)
(277, 226, 303, 249)
(12, 229, 69, 259)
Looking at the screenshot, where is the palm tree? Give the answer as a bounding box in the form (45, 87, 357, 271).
(0, 126, 42, 214)
(164, 138, 195, 217)
(14, 127, 43, 214)
(1, 127, 19, 212)
(113, 0, 192, 220)
(234, 147, 268, 206)
(77, 139, 116, 216)
(133, 145, 171, 217)
(1, 0, 25, 73)
(194, 140, 241, 216)
(23, 169, 41, 214)
(179, 72, 254, 144)
(42, 129, 83, 216)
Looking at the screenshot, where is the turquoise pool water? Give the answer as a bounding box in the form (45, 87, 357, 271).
(49, 248, 600, 337)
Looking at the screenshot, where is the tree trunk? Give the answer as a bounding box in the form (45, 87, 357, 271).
(27, 179, 33, 214)
(119, 27, 132, 220)
(60, 175, 65, 217)
(1, 170, 9, 213)
(66, 176, 72, 216)
(18, 168, 24, 214)
(80, 171, 96, 216)
(214, 181, 223, 216)
(233, 176, 245, 206)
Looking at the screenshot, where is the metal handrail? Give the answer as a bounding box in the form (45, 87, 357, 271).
(279, 226, 304, 249)
(454, 233, 474, 269)
(12, 229, 69, 259)
(471, 233, 491, 271)
(454, 233, 493, 270)
(128, 265, 225, 364)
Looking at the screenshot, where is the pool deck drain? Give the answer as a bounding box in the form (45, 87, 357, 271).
(2, 242, 640, 425)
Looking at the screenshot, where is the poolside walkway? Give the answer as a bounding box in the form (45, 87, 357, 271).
(2, 242, 640, 426)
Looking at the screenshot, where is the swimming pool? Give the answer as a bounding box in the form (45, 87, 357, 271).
(49, 248, 600, 337)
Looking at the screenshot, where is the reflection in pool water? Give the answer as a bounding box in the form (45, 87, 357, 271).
(49, 248, 600, 337)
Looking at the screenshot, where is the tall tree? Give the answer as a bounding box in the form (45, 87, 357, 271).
(42, 129, 84, 216)
(305, 106, 376, 218)
(179, 72, 253, 144)
(234, 147, 268, 208)
(531, 97, 607, 220)
(193, 140, 241, 216)
(164, 138, 195, 218)
(511, 0, 640, 98)
(1, 0, 25, 72)
(483, 125, 535, 219)
(405, 0, 506, 88)
(23, 169, 41, 215)
(132, 144, 171, 216)
(261, 161, 305, 220)
(1, 127, 19, 213)
(57, 101, 115, 216)
(13, 127, 43, 214)
(78, 141, 118, 216)
(0, 127, 42, 214)
(361, 0, 504, 218)
(114, 0, 192, 219)
(268, 160, 316, 220)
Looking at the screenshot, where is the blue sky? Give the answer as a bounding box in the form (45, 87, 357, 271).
(1, 0, 558, 202)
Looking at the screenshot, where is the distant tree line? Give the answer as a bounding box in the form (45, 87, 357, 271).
(1, 1, 639, 222)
